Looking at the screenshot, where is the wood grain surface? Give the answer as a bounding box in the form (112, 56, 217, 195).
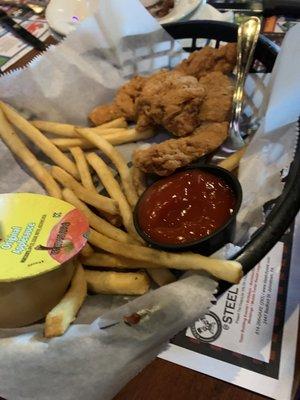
(113, 333, 300, 400)
(114, 358, 270, 400)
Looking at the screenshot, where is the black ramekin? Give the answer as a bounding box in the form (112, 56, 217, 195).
(133, 165, 243, 256)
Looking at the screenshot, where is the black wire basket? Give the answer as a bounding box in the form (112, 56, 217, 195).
(164, 20, 278, 72)
(163, 21, 300, 292)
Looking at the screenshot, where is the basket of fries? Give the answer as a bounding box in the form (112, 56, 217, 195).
(0, 2, 299, 397)
(0, 17, 298, 331)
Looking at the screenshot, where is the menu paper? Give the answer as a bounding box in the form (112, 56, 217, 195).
(186, 243, 283, 361)
(160, 215, 300, 400)
(0, 8, 50, 71)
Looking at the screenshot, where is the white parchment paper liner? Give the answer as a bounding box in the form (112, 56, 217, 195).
(236, 24, 300, 243)
(0, 275, 217, 400)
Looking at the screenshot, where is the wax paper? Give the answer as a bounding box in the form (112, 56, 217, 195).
(236, 24, 300, 243)
(0, 275, 217, 400)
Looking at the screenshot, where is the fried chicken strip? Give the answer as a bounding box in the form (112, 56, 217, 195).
(89, 44, 236, 128)
(176, 43, 237, 79)
(89, 76, 146, 126)
(89, 103, 122, 126)
(115, 76, 147, 121)
(133, 122, 228, 176)
(198, 71, 234, 123)
(136, 70, 206, 136)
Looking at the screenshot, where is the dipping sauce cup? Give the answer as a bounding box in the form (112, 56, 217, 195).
(0, 193, 89, 328)
(134, 166, 242, 255)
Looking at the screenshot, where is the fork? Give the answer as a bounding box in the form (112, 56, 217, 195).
(228, 17, 261, 149)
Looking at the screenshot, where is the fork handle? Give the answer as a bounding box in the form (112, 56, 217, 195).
(232, 17, 261, 129)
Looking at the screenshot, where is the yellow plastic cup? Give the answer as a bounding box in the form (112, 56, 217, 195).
(0, 193, 89, 328)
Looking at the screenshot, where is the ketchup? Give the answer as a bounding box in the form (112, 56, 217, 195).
(137, 169, 236, 245)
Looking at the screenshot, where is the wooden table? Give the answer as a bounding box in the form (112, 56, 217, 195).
(4, 37, 300, 400)
(114, 345, 300, 400)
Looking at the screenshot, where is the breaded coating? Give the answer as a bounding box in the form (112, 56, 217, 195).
(115, 76, 147, 121)
(89, 76, 146, 126)
(88, 44, 236, 128)
(176, 43, 237, 79)
(89, 103, 122, 126)
(198, 71, 234, 123)
(133, 122, 228, 176)
(136, 111, 153, 132)
(137, 70, 206, 136)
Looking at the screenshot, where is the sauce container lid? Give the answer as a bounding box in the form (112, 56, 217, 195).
(0, 193, 89, 282)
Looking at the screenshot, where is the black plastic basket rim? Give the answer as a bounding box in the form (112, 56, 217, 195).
(163, 20, 278, 72)
(163, 21, 300, 291)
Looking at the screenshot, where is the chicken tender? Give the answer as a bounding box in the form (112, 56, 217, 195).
(176, 43, 237, 79)
(133, 122, 228, 176)
(89, 76, 147, 126)
(115, 76, 147, 121)
(89, 44, 236, 128)
(89, 103, 122, 126)
(137, 70, 206, 136)
(198, 71, 234, 123)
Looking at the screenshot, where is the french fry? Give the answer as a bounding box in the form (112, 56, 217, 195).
(0, 109, 62, 199)
(32, 125, 129, 144)
(98, 211, 122, 227)
(31, 121, 83, 137)
(68, 147, 121, 226)
(131, 165, 147, 196)
(86, 128, 130, 137)
(51, 138, 94, 150)
(81, 128, 131, 136)
(31, 117, 127, 137)
(79, 127, 154, 145)
(0, 102, 79, 179)
(81, 252, 160, 269)
(76, 129, 138, 207)
(68, 150, 122, 226)
(70, 147, 95, 190)
(96, 117, 127, 129)
(88, 229, 243, 283)
(62, 188, 137, 244)
(81, 249, 175, 287)
(86, 153, 140, 240)
(44, 261, 87, 338)
(80, 243, 94, 258)
(51, 166, 118, 215)
(218, 147, 247, 171)
(103, 128, 153, 146)
(51, 128, 154, 149)
(147, 269, 176, 286)
(85, 270, 150, 295)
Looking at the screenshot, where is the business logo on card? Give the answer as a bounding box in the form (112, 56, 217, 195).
(190, 312, 222, 343)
